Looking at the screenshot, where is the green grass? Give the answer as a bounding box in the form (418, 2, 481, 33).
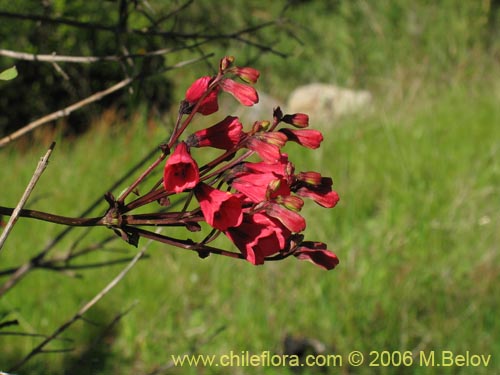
(1, 1, 500, 373)
(1, 72, 499, 374)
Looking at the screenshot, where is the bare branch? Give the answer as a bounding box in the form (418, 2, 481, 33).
(0, 142, 55, 252)
(0, 144, 161, 297)
(0, 10, 287, 57)
(0, 78, 133, 148)
(0, 46, 204, 64)
(0, 54, 210, 148)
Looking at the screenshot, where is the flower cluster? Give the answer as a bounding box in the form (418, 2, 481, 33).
(159, 56, 340, 270)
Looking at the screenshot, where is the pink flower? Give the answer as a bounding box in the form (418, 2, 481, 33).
(194, 183, 243, 231)
(224, 212, 291, 265)
(163, 142, 200, 193)
(280, 129, 323, 149)
(282, 113, 309, 128)
(185, 76, 220, 115)
(294, 241, 339, 270)
(187, 116, 244, 150)
(294, 177, 339, 208)
(220, 78, 259, 106)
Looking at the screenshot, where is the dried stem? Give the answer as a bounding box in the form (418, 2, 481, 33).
(0, 206, 104, 227)
(0, 55, 211, 148)
(0, 142, 55, 252)
(0, 144, 161, 297)
(0, 78, 132, 148)
(0, 47, 187, 64)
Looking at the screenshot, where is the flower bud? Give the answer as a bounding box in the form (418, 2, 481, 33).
(233, 66, 260, 84)
(282, 113, 309, 128)
(220, 56, 235, 72)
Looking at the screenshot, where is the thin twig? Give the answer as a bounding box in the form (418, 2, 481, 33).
(0, 142, 55, 252)
(0, 48, 179, 63)
(0, 78, 133, 148)
(0, 54, 211, 148)
(0, 10, 285, 42)
(0, 144, 161, 297)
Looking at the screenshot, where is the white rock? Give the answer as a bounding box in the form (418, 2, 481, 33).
(219, 91, 283, 125)
(287, 83, 372, 125)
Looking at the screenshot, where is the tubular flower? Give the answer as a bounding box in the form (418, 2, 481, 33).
(294, 177, 340, 208)
(185, 76, 220, 115)
(293, 241, 339, 270)
(295, 171, 323, 185)
(187, 116, 244, 150)
(220, 78, 259, 106)
(224, 212, 291, 265)
(282, 113, 309, 128)
(194, 183, 243, 231)
(230, 173, 280, 203)
(280, 128, 324, 149)
(230, 155, 292, 203)
(232, 66, 260, 84)
(264, 202, 306, 233)
(245, 132, 288, 163)
(163, 142, 200, 193)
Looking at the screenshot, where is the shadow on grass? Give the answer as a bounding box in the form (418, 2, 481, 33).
(61, 306, 126, 375)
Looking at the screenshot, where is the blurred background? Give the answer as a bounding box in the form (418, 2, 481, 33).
(0, 1, 499, 374)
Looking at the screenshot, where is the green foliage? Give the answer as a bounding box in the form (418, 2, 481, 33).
(0, 66, 17, 81)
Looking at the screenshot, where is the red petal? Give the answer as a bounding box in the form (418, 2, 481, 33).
(220, 79, 259, 106)
(294, 242, 339, 270)
(195, 183, 243, 230)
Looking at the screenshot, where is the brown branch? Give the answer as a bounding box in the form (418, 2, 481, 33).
(0, 206, 104, 227)
(0, 47, 182, 64)
(0, 10, 280, 40)
(0, 10, 287, 58)
(0, 77, 132, 148)
(0, 54, 210, 148)
(0, 144, 161, 297)
(0, 142, 55, 252)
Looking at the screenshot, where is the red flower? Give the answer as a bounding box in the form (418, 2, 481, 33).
(194, 183, 243, 231)
(243, 154, 293, 177)
(282, 113, 309, 128)
(280, 128, 323, 149)
(220, 78, 259, 106)
(294, 241, 339, 270)
(265, 202, 306, 233)
(295, 171, 323, 185)
(245, 132, 287, 163)
(233, 66, 260, 84)
(294, 177, 340, 208)
(185, 76, 220, 115)
(224, 212, 291, 265)
(187, 116, 244, 150)
(230, 156, 292, 202)
(163, 142, 200, 193)
(230, 173, 279, 203)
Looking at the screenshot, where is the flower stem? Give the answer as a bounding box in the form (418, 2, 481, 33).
(0, 206, 103, 227)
